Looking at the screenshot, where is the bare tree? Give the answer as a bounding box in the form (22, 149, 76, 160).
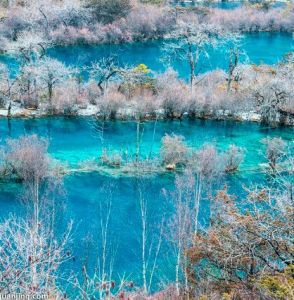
(95, 184, 116, 299)
(0, 63, 15, 110)
(25, 57, 73, 109)
(156, 69, 190, 119)
(89, 58, 118, 95)
(71, 184, 117, 299)
(226, 47, 240, 92)
(186, 181, 294, 299)
(223, 144, 244, 173)
(191, 144, 225, 227)
(68, 182, 137, 299)
(3, 135, 66, 235)
(192, 144, 224, 183)
(10, 30, 47, 63)
(0, 215, 72, 297)
(251, 61, 293, 125)
(166, 169, 196, 296)
(4, 135, 49, 183)
(160, 134, 189, 169)
(163, 21, 239, 91)
(0, 134, 71, 296)
(137, 184, 164, 295)
(262, 137, 286, 173)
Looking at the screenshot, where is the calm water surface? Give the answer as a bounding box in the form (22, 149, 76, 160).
(0, 29, 293, 292)
(44, 33, 294, 78)
(1, 33, 293, 78)
(0, 117, 293, 291)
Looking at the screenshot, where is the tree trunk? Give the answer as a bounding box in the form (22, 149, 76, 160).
(227, 48, 239, 92)
(188, 44, 195, 92)
(136, 119, 141, 162)
(48, 84, 52, 105)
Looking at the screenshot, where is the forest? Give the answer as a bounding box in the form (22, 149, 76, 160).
(0, 0, 293, 299)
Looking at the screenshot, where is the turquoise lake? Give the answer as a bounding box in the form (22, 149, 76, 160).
(0, 117, 293, 291)
(1, 33, 293, 78)
(0, 29, 293, 292)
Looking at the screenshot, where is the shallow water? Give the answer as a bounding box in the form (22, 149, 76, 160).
(1, 117, 293, 168)
(1, 33, 293, 78)
(0, 117, 293, 291)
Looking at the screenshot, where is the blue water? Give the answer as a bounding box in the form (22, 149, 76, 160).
(173, 0, 242, 9)
(0, 117, 293, 292)
(172, 0, 286, 9)
(1, 117, 293, 168)
(0, 33, 293, 78)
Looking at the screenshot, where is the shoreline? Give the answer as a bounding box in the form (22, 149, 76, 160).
(0, 105, 293, 126)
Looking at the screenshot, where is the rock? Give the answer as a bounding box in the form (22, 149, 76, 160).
(172, 112, 184, 119)
(155, 108, 165, 117)
(165, 163, 176, 171)
(0, 109, 8, 116)
(77, 105, 99, 116)
(237, 111, 261, 122)
(249, 112, 261, 122)
(10, 107, 27, 117)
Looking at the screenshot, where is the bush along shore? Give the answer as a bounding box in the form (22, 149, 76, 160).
(0, 0, 293, 51)
(0, 55, 293, 126)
